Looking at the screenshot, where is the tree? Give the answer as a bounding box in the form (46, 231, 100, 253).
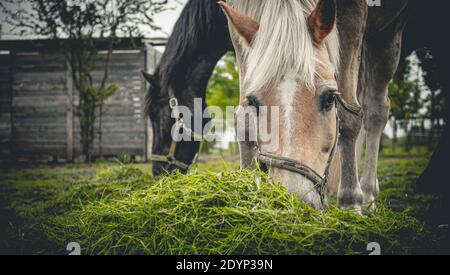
(207, 52, 240, 111)
(416, 48, 446, 149)
(1, 0, 168, 161)
(204, 52, 240, 153)
(389, 81, 413, 151)
(389, 56, 420, 152)
(415, 48, 450, 200)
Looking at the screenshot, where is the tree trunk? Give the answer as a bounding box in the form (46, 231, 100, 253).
(417, 46, 450, 198)
(392, 120, 398, 152)
(405, 121, 412, 152)
(98, 103, 103, 158)
(429, 90, 436, 150)
(416, 50, 450, 231)
(417, 96, 449, 196)
(79, 94, 96, 163)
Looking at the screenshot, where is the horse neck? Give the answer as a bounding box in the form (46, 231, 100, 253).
(155, 0, 233, 100)
(184, 48, 231, 99)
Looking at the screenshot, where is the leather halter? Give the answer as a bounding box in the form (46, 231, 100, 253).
(255, 94, 362, 198)
(150, 90, 202, 172)
(152, 88, 362, 195)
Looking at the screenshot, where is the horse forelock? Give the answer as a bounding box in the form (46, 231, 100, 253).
(228, 0, 340, 95)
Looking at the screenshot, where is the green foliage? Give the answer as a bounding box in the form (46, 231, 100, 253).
(116, 154, 133, 164)
(389, 78, 419, 122)
(207, 52, 240, 111)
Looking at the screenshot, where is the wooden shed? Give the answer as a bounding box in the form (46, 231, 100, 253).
(0, 38, 164, 163)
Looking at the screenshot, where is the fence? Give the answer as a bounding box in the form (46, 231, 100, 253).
(0, 38, 163, 163)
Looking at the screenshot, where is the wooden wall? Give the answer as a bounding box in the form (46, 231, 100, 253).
(0, 41, 161, 163)
(0, 53, 12, 161)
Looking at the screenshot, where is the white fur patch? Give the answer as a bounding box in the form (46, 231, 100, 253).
(277, 77, 297, 149)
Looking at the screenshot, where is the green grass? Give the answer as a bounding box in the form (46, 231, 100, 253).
(0, 154, 444, 255)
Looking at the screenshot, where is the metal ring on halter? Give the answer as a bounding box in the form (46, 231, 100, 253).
(255, 94, 362, 199)
(169, 98, 179, 109)
(151, 96, 203, 172)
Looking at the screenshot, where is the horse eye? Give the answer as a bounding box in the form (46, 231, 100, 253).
(247, 96, 260, 107)
(322, 90, 337, 112)
(247, 96, 261, 115)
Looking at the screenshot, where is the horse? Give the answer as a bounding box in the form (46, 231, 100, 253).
(143, 0, 409, 212)
(142, 0, 233, 175)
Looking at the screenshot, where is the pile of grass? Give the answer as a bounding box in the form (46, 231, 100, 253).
(41, 165, 432, 255)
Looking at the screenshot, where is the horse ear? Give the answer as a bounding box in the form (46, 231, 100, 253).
(141, 70, 158, 87)
(308, 0, 337, 44)
(218, 1, 259, 46)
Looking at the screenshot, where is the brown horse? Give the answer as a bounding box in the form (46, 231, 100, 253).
(143, 0, 409, 213)
(219, 0, 408, 212)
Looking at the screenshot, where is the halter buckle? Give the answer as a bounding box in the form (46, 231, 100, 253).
(166, 155, 175, 165)
(169, 98, 179, 109)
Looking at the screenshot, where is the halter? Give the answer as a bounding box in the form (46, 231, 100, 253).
(255, 94, 362, 198)
(152, 88, 362, 195)
(150, 90, 203, 172)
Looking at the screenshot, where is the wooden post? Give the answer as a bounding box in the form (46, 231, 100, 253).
(143, 44, 163, 162)
(144, 44, 154, 162)
(9, 50, 16, 160)
(2, 49, 14, 162)
(66, 60, 74, 162)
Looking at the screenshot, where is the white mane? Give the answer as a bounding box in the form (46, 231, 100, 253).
(227, 0, 340, 94)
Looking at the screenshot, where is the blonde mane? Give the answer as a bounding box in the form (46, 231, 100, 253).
(227, 0, 340, 94)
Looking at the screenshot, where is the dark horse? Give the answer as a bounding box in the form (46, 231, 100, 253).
(144, 0, 449, 213)
(142, 0, 233, 175)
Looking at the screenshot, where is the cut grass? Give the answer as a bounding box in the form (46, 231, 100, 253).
(41, 166, 431, 255)
(0, 154, 444, 255)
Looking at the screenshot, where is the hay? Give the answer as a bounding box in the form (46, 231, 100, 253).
(44, 165, 429, 255)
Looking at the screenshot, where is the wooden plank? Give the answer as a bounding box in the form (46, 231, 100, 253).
(72, 131, 144, 139)
(13, 89, 67, 97)
(13, 134, 67, 143)
(0, 126, 11, 134)
(13, 140, 67, 147)
(66, 60, 73, 161)
(0, 104, 12, 114)
(13, 64, 66, 73)
(13, 56, 66, 73)
(0, 38, 147, 52)
(13, 77, 65, 87)
(88, 73, 145, 83)
(73, 147, 144, 157)
(14, 53, 65, 62)
(0, 73, 11, 80)
(13, 106, 67, 117)
(14, 145, 66, 156)
(13, 117, 66, 127)
(14, 78, 65, 90)
(0, 53, 12, 160)
(144, 44, 161, 161)
(14, 71, 66, 80)
(12, 95, 68, 107)
(0, 83, 12, 94)
(13, 125, 67, 133)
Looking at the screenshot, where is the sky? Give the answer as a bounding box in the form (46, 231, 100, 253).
(149, 0, 187, 37)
